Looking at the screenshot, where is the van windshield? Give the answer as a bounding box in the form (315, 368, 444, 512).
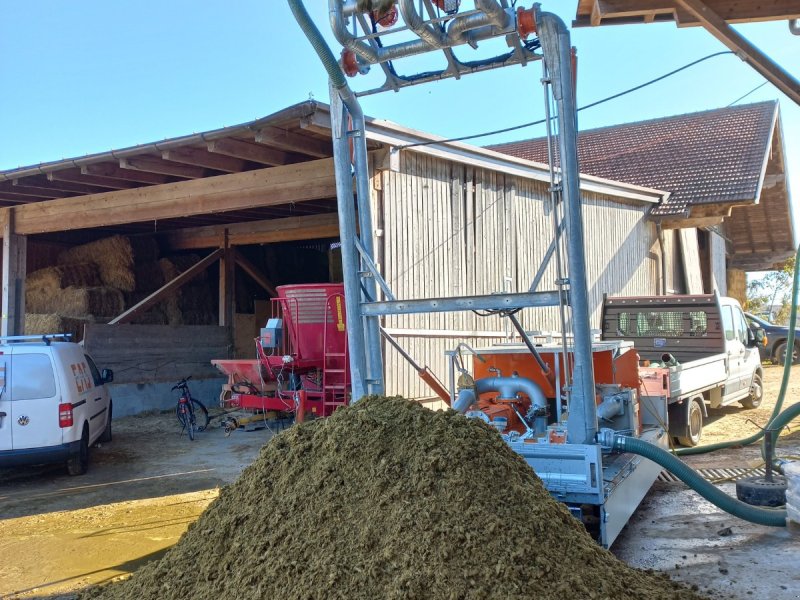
(12, 354, 57, 400)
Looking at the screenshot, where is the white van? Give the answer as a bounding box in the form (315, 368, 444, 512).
(0, 335, 114, 475)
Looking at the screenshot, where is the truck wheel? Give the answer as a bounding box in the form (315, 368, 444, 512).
(67, 426, 90, 476)
(740, 373, 763, 409)
(773, 341, 800, 365)
(677, 398, 703, 447)
(98, 401, 112, 443)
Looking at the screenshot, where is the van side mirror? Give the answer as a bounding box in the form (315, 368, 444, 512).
(101, 368, 114, 384)
(748, 327, 765, 348)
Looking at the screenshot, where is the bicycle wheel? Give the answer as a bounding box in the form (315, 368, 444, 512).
(191, 399, 210, 432)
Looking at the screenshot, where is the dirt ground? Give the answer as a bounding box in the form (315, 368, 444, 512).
(1, 366, 799, 599)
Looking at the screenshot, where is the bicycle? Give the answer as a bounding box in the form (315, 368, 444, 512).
(173, 376, 210, 441)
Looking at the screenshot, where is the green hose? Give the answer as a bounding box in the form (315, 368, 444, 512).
(287, 0, 348, 90)
(676, 244, 800, 457)
(614, 435, 788, 526)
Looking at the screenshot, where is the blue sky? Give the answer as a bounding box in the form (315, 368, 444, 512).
(0, 1, 798, 242)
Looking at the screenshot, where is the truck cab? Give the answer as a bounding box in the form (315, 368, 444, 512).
(0, 335, 114, 475)
(602, 294, 763, 446)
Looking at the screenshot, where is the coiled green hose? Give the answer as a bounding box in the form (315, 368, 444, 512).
(614, 435, 787, 526)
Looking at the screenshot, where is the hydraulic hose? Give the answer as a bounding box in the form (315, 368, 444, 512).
(676, 244, 800, 457)
(287, 0, 348, 90)
(614, 435, 787, 526)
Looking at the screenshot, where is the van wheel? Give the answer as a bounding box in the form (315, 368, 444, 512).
(677, 399, 703, 447)
(741, 373, 763, 409)
(98, 401, 112, 443)
(67, 426, 90, 476)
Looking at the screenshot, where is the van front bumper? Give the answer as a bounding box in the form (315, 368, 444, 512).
(0, 440, 81, 468)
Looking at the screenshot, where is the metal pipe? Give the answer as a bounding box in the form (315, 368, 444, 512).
(791, 19, 800, 35)
(345, 91, 386, 395)
(537, 10, 598, 445)
(506, 312, 550, 375)
(398, 0, 447, 48)
(329, 86, 371, 401)
(656, 222, 667, 295)
(453, 375, 548, 415)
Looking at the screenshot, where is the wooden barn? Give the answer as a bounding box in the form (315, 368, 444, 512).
(0, 100, 790, 407)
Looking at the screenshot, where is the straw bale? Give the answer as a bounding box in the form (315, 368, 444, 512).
(27, 263, 102, 290)
(25, 313, 93, 342)
(26, 286, 125, 318)
(58, 235, 135, 292)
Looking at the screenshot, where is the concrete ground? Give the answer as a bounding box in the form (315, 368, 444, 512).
(1, 366, 799, 599)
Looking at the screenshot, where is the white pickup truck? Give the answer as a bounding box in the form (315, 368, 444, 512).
(601, 294, 764, 446)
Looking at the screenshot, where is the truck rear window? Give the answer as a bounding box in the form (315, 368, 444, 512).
(617, 311, 708, 337)
(12, 354, 57, 400)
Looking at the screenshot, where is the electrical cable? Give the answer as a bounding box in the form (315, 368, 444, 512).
(727, 81, 769, 107)
(398, 51, 734, 149)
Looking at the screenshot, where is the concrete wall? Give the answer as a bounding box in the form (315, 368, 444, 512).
(111, 377, 226, 418)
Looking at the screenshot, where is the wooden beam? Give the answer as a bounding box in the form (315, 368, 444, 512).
(219, 237, 234, 327)
(16, 175, 110, 195)
(254, 126, 332, 158)
(161, 147, 247, 173)
(109, 249, 224, 325)
(48, 168, 138, 190)
(207, 138, 292, 166)
(580, 0, 800, 26)
(674, 0, 800, 106)
(15, 158, 337, 235)
(82, 162, 170, 185)
(0, 191, 45, 203)
(660, 216, 725, 229)
(235, 252, 278, 296)
(6, 182, 71, 198)
(2, 209, 27, 336)
(162, 212, 341, 250)
(120, 156, 208, 179)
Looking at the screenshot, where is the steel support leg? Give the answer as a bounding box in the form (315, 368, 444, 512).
(537, 11, 598, 445)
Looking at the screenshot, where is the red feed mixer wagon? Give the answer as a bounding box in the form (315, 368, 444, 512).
(212, 283, 350, 421)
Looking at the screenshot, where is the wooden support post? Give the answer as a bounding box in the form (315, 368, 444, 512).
(109, 249, 224, 325)
(219, 231, 235, 327)
(1, 208, 27, 337)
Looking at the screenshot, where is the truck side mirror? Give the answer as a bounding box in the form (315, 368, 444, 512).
(101, 368, 114, 384)
(748, 327, 765, 347)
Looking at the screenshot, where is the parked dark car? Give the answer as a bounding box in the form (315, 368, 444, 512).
(745, 312, 800, 365)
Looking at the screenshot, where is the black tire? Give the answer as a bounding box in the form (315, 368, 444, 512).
(98, 401, 113, 443)
(191, 399, 209, 432)
(67, 425, 90, 476)
(773, 341, 800, 366)
(740, 373, 763, 409)
(677, 398, 703, 447)
(735, 475, 787, 507)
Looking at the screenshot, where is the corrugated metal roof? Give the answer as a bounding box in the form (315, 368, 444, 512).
(490, 101, 779, 217)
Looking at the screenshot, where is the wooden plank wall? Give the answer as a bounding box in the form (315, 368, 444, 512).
(84, 324, 231, 385)
(378, 152, 661, 398)
(662, 229, 686, 294)
(710, 228, 728, 296)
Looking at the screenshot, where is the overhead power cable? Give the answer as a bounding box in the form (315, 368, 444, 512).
(727, 81, 769, 107)
(398, 51, 734, 149)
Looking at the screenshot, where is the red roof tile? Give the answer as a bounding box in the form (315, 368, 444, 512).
(490, 101, 778, 217)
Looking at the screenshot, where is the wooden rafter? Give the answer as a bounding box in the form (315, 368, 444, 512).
(48, 168, 139, 190)
(207, 138, 292, 166)
(0, 182, 70, 199)
(254, 126, 332, 158)
(161, 147, 248, 173)
(109, 248, 224, 325)
(235, 252, 278, 297)
(82, 162, 170, 185)
(17, 175, 109, 195)
(119, 156, 209, 179)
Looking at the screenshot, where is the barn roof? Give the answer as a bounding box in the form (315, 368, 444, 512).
(490, 101, 795, 270)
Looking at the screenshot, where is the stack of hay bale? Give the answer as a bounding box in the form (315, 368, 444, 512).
(25, 235, 135, 341)
(25, 235, 216, 340)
